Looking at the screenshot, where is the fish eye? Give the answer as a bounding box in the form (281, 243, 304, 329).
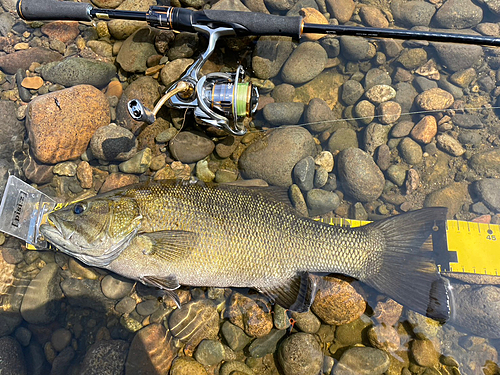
(73, 203, 86, 215)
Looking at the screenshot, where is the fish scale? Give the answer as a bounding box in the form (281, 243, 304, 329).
(40, 180, 451, 322)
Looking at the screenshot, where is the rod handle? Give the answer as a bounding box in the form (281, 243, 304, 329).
(17, 0, 93, 22)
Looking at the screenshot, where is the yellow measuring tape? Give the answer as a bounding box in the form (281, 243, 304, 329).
(318, 217, 500, 277)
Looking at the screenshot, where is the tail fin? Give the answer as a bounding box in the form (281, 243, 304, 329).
(361, 207, 450, 322)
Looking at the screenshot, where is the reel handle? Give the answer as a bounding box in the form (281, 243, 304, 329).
(17, 0, 93, 22)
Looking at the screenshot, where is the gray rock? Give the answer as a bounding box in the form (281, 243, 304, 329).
(160, 58, 194, 87)
(0, 10, 14, 36)
(293, 156, 315, 191)
(21, 263, 61, 325)
(286, 0, 318, 15)
(375, 144, 391, 171)
(320, 36, 340, 58)
(399, 137, 423, 165)
(167, 32, 199, 60)
(394, 82, 418, 114)
(278, 332, 323, 375)
(438, 77, 464, 99)
(306, 189, 341, 216)
(136, 299, 159, 316)
(433, 0, 482, 29)
(16, 68, 31, 103)
(354, 100, 375, 125)
(289, 184, 309, 216)
(263, 102, 305, 126)
(304, 98, 335, 132)
(337, 147, 385, 202)
(0, 101, 25, 160)
(364, 122, 390, 155)
(50, 347, 75, 375)
(452, 114, 483, 129)
(340, 36, 374, 61)
(194, 339, 225, 366)
(391, 120, 414, 138)
(90, 123, 137, 161)
(239, 127, 317, 187)
(432, 42, 483, 72)
(221, 321, 252, 351)
(364, 68, 392, 90)
(469, 148, 500, 176)
(14, 327, 32, 347)
(333, 346, 389, 375)
(168, 299, 219, 343)
(341, 80, 364, 106)
(116, 27, 158, 73)
(436, 134, 465, 156)
(414, 76, 438, 92)
(281, 42, 327, 84)
(458, 131, 482, 147)
(291, 310, 321, 333)
(107, 0, 156, 39)
(41, 58, 117, 87)
(219, 361, 253, 375)
(392, 0, 436, 27)
(474, 178, 500, 212)
(252, 36, 295, 80)
(115, 297, 137, 314)
(264, 0, 295, 11)
(169, 131, 215, 163)
(51, 328, 72, 353)
(314, 166, 329, 188)
(0, 336, 26, 375)
(328, 128, 359, 153)
(0, 47, 62, 75)
(386, 164, 407, 186)
(271, 84, 296, 103)
(471, 201, 490, 215)
(80, 340, 129, 375)
(248, 329, 286, 358)
(101, 274, 134, 300)
(61, 277, 116, 312)
(118, 147, 152, 174)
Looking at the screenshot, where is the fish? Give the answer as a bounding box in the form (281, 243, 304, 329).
(40, 179, 450, 322)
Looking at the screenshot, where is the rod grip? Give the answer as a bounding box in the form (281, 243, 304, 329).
(201, 10, 302, 38)
(17, 0, 93, 22)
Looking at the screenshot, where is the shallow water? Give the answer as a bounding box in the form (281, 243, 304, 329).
(0, 0, 500, 374)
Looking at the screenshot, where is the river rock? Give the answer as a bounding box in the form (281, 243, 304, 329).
(239, 126, 316, 186)
(359, 6, 388, 28)
(170, 357, 207, 375)
(410, 339, 439, 367)
(354, 100, 375, 125)
(92, 0, 124, 7)
(326, 0, 355, 23)
(41, 58, 117, 87)
(227, 293, 273, 338)
(364, 122, 390, 155)
(169, 131, 215, 163)
(116, 27, 158, 73)
(221, 321, 252, 351)
(470, 148, 500, 176)
(0, 47, 62, 75)
(341, 80, 364, 105)
(41, 21, 80, 43)
(474, 178, 500, 212)
(167, 32, 199, 60)
(391, 120, 414, 138)
(263, 102, 305, 126)
(432, 42, 483, 72)
(453, 114, 483, 129)
(433, 0, 482, 29)
(80, 340, 129, 375)
(101, 274, 134, 300)
(100, 173, 139, 193)
(436, 133, 465, 156)
(0, 336, 26, 375)
(118, 147, 152, 174)
(424, 181, 468, 218)
(306, 189, 340, 216)
(116, 76, 160, 133)
(304, 98, 336, 132)
(290, 310, 321, 334)
(392, 0, 435, 27)
(340, 36, 374, 61)
(410, 115, 437, 144)
(293, 156, 315, 191)
(248, 329, 287, 358)
(26, 84, 110, 164)
(0, 100, 24, 160)
(281, 42, 327, 84)
(125, 324, 176, 375)
(107, 0, 157, 39)
(337, 147, 385, 202)
(194, 339, 225, 366)
(397, 48, 427, 70)
(160, 58, 194, 87)
(252, 36, 294, 80)
(90, 123, 137, 161)
(278, 333, 323, 375)
(20, 263, 61, 324)
(334, 347, 389, 375)
(415, 88, 454, 111)
(311, 276, 366, 325)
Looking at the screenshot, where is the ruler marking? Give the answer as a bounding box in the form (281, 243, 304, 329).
(467, 221, 470, 232)
(478, 222, 481, 233)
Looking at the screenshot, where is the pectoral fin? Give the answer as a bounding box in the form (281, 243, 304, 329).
(141, 275, 181, 308)
(258, 272, 320, 313)
(135, 230, 198, 262)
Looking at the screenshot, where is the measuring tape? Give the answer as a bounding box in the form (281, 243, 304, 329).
(319, 217, 500, 277)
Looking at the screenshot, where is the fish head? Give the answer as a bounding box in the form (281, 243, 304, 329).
(40, 196, 142, 267)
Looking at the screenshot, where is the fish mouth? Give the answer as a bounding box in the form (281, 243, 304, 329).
(40, 216, 80, 255)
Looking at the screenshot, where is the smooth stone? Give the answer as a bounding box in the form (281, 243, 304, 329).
(170, 357, 207, 375)
(115, 297, 137, 314)
(334, 347, 389, 375)
(20, 263, 61, 325)
(392, 0, 435, 27)
(359, 6, 389, 28)
(290, 184, 309, 216)
(320, 36, 341, 58)
(364, 122, 390, 155)
(469, 148, 500, 176)
(116, 27, 158, 73)
(394, 81, 418, 113)
(367, 324, 400, 352)
(0, 101, 24, 160)
(365, 84, 396, 104)
(41, 21, 79, 43)
(169, 131, 215, 163)
(61, 278, 116, 312)
(410, 339, 439, 367)
(377, 101, 401, 124)
(334, 316, 372, 346)
(410, 115, 437, 144)
(0, 47, 62, 75)
(341, 80, 364, 106)
(337, 147, 385, 202)
(167, 32, 199, 60)
(340, 35, 374, 61)
(0, 336, 27, 375)
(51, 328, 71, 352)
(281, 42, 327, 84)
(252, 36, 294, 80)
(326, 0, 355, 23)
(14, 327, 32, 347)
(160, 58, 194, 87)
(386, 164, 407, 186)
(248, 329, 286, 358)
(0, 11, 14, 36)
(424, 181, 468, 218)
(293, 156, 315, 191)
(315, 151, 334, 172)
(100, 173, 140, 194)
(278, 333, 323, 375)
(306, 189, 340, 216)
(314, 166, 329, 188)
(399, 137, 423, 165)
(391, 120, 414, 138)
(450, 67, 476, 88)
(458, 131, 482, 147)
(271, 83, 295, 102)
(227, 293, 273, 338)
(474, 178, 500, 212)
(125, 324, 176, 375)
(107, 0, 157, 39)
(415, 87, 454, 111)
(50, 347, 75, 375)
(436, 134, 465, 156)
(432, 41, 483, 72)
(263, 102, 305, 126)
(118, 147, 152, 174)
(26, 84, 110, 164)
(452, 114, 483, 129)
(221, 321, 252, 351)
(364, 68, 392, 90)
(304, 97, 336, 133)
(375, 144, 391, 171)
(433, 0, 482, 29)
(41, 58, 116, 88)
(196, 160, 215, 183)
(354, 100, 375, 125)
(396, 48, 427, 70)
(101, 274, 134, 300)
(194, 339, 225, 366)
(290, 310, 321, 333)
(239, 126, 316, 187)
(80, 340, 129, 375)
(90, 123, 137, 161)
(413, 76, 438, 92)
(219, 361, 253, 375)
(136, 299, 159, 316)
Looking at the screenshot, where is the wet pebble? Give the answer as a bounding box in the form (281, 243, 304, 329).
(20, 263, 61, 325)
(450, 67, 476, 88)
(304, 98, 336, 133)
(293, 156, 315, 191)
(315, 151, 334, 172)
(373, 298, 403, 326)
(0, 47, 62, 75)
(271, 83, 295, 102)
(252, 37, 294, 80)
(410, 115, 437, 144)
(263, 102, 305, 126)
(0, 336, 27, 375)
(397, 48, 428, 70)
(14, 327, 32, 347)
(221, 321, 252, 351)
(424, 181, 468, 218)
(328, 128, 359, 153)
(469, 148, 500, 176)
(219, 360, 253, 375)
(248, 329, 286, 358)
(116, 27, 157, 73)
(378, 101, 401, 124)
(386, 164, 407, 186)
(410, 339, 440, 367)
(281, 42, 327, 84)
(393, 1, 435, 27)
(160, 58, 194, 87)
(53, 161, 77, 177)
(433, 0, 482, 29)
(62, 277, 116, 312)
(359, 5, 389, 28)
(340, 36, 375, 61)
(119, 147, 152, 174)
(375, 144, 391, 171)
(194, 339, 225, 366)
(367, 324, 400, 351)
(227, 293, 273, 338)
(80, 340, 129, 375)
(436, 133, 465, 156)
(337, 147, 385, 202)
(291, 310, 321, 333)
(90, 123, 137, 162)
(239, 126, 316, 187)
(432, 42, 482, 72)
(167, 32, 199, 60)
(136, 299, 159, 316)
(341, 80, 364, 106)
(51, 328, 71, 352)
(169, 131, 215, 163)
(278, 332, 323, 375)
(311, 276, 366, 325)
(474, 178, 500, 212)
(306, 189, 340, 216)
(364, 122, 390, 155)
(391, 120, 414, 138)
(452, 113, 483, 129)
(326, 0, 355, 23)
(100, 173, 139, 193)
(354, 100, 375, 125)
(365, 84, 396, 104)
(170, 357, 207, 375)
(314, 166, 329, 188)
(334, 347, 389, 375)
(107, 0, 157, 40)
(125, 324, 176, 375)
(334, 315, 372, 346)
(101, 274, 134, 300)
(115, 297, 137, 314)
(50, 347, 75, 375)
(399, 137, 423, 165)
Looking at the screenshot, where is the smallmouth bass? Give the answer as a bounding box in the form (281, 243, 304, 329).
(40, 180, 450, 321)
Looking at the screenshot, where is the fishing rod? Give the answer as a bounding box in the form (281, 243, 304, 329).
(16, 0, 500, 135)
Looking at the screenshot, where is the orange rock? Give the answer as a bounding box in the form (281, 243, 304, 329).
(99, 173, 139, 193)
(410, 115, 437, 144)
(41, 21, 80, 43)
(300, 8, 328, 41)
(21, 76, 43, 90)
(76, 161, 93, 189)
(104, 80, 123, 98)
(415, 87, 454, 111)
(26, 85, 110, 164)
(472, 215, 491, 224)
